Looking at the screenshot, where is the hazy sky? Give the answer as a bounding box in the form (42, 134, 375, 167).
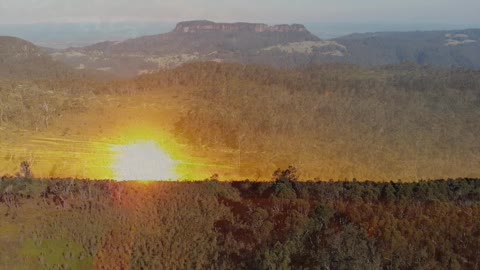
(1, 0, 479, 25)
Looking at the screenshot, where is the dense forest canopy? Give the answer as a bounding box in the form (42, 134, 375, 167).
(0, 173, 479, 269)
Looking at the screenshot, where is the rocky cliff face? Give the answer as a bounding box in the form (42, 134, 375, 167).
(173, 20, 309, 34)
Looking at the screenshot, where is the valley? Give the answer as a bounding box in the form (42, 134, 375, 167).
(1, 4, 480, 268)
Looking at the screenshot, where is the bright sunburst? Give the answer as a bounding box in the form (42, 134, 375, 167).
(111, 141, 178, 181)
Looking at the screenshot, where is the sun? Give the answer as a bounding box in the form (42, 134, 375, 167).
(111, 141, 178, 181)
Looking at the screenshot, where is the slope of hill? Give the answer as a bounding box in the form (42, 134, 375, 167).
(134, 62, 480, 180)
(0, 36, 115, 81)
(0, 36, 80, 80)
(328, 29, 480, 68)
(1, 62, 479, 180)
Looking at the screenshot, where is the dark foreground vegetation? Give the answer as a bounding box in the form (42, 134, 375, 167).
(1, 168, 479, 269)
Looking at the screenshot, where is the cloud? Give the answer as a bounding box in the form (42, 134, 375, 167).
(0, 0, 479, 24)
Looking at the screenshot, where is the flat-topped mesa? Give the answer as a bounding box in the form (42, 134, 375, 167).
(173, 20, 309, 34)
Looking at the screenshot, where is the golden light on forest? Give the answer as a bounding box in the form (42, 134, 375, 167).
(0, 122, 219, 180)
(111, 141, 178, 181)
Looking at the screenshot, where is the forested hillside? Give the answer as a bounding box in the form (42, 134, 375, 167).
(0, 36, 96, 80)
(0, 35, 114, 81)
(0, 170, 479, 269)
(1, 62, 479, 180)
(132, 62, 480, 180)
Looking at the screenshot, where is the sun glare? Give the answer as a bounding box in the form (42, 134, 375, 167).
(111, 141, 178, 181)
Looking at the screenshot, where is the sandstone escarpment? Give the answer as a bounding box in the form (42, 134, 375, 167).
(173, 20, 309, 34)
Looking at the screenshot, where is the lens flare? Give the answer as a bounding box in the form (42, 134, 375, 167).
(111, 141, 178, 181)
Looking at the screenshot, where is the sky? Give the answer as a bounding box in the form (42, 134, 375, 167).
(0, 0, 480, 25)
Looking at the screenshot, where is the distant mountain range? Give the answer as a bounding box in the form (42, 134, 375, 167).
(334, 29, 480, 68)
(1, 20, 480, 77)
(49, 20, 323, 76)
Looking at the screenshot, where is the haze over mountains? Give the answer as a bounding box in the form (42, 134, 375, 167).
(0, 22, 176, 48)
(2, 21, 478, 48)
(1, 20, 479, 77)
(38, 20, 480, 77)
(50, 20, 323, 76)
(336, 29, 480, 68)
